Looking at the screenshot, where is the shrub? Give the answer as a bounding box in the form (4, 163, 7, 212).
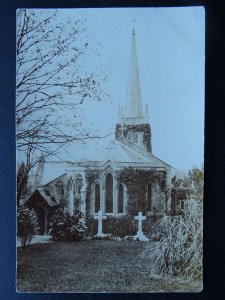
(17, 205, 39, 249)
(140, 199, 203, 280)
(86, 215, 138, 238)
(105, 215, 137, 237)
(86, 217, 98, 237)
(49, 209, 87, 242)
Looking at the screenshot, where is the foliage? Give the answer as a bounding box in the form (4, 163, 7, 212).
(49, 208, 87, 241)
(17, 205, 39, 249)
(140, 166, 203, 280)
(85, 216, 98, 237)
(104, 215, 137, 237)
(115, 123, 152, 152)
(171, 165, 204, 204)
(118, 167, 167, 215)
(140, 209, 202, 280)
(86, 215, 138, 238)
(187, 165, 204, 203)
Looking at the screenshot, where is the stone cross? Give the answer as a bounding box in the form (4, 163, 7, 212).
(134, 212, 146, 235)
(94, 211, 107, 237)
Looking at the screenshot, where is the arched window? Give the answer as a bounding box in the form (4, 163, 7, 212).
(105, 173, 113, 213)
(118, 184, 124, 213)
(95, 184, 100, 213)
(181, 201, 184, 210)
(147, 183, 152, 211)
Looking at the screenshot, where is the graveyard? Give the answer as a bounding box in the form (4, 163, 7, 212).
(17, 239, 200, 293)
(17, 210, 202, 292)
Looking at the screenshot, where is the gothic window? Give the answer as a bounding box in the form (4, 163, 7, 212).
(181, 201, 184, 210)
(147, 183, 152, 211)
(118, 184, 124, 213)
(95, 184, 100, 213)
(105, 173, 113, 213)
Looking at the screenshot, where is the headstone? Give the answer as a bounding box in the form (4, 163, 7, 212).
(134, 212, 149, 241)
(94, 211, 107, 238)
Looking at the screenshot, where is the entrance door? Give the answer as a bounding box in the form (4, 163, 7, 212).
(35, 206, 46, 235)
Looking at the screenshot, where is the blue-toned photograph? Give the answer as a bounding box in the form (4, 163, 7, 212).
(16, 7, 204, 292)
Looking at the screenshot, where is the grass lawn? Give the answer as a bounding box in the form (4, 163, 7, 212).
(17, 240, 201, 292)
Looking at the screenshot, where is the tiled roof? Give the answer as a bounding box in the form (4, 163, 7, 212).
(36, 187, 59, 207)
(37, 136, 171, 184)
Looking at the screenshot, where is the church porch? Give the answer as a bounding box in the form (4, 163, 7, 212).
(25, 188, 59, 235)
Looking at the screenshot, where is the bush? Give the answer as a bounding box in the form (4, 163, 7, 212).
(86, 217, 98, 237)
(104, 215, 137, 237)
(17, 205, 39, 249)
(86, 215, 137, 238)
(49, 209, 87, 242)
(140, 199, 203, 280)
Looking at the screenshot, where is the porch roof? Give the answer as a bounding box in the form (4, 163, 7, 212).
(25, 188, 59, 208)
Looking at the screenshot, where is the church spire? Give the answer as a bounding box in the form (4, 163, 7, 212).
(115, 30, 152, 153)
(124, 30, 144, 119)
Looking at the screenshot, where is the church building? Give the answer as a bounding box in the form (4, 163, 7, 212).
(25, 31, 172, 235)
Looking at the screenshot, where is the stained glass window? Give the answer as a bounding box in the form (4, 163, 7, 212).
(105, 173, 113, 213)
(95, 184, 100, 213)
(118, 184, 124, 213)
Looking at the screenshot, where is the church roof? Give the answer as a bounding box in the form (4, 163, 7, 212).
(24, 187, 59, 208)
(36, 187, 59, 207)
(35, 133, 170, 185)
(43, 135, 171, 170)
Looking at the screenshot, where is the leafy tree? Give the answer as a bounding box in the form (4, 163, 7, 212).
(17, 205, 39, 249)
(49, 208, 87, 241)
(172, 165, 204, 205)
(16, 9, 106, 204)
(187, 165, 204, 203)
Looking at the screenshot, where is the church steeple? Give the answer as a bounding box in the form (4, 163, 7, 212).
(116, 30, 152, 153)
(124, 30, 143, 119)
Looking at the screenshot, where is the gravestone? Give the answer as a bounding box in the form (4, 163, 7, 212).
(94, 211, 107, 238)
(134, 212, 149, 241)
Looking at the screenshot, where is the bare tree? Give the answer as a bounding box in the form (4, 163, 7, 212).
(16, 9, 106, 203)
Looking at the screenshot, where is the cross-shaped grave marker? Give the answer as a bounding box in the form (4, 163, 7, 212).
(94, 210, 107, 238)
(134, 212, 148, 240)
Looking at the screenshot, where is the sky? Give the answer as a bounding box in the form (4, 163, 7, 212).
(17, 7, 205, 172)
